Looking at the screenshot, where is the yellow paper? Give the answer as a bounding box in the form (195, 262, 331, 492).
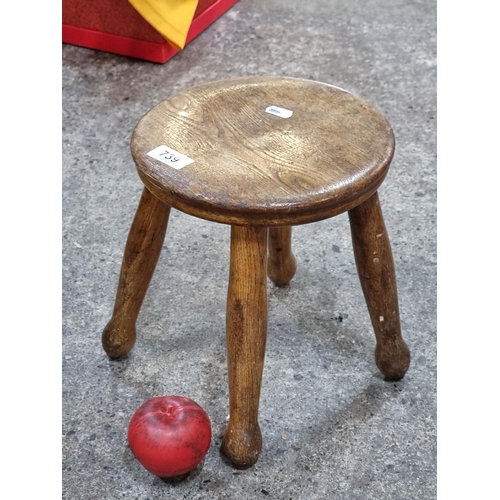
(129, 0, 199, 50)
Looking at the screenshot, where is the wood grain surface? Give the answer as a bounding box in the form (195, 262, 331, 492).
(102, 188, 171, 358)
(131, 76, 395, 226)
(348, 192, 410, 380)
(267, 226, 297, 286)
(223, 225, 268, 468)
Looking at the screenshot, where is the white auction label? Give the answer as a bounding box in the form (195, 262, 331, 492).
(265, 106, 293, 119)
(147, 145, 194, 170)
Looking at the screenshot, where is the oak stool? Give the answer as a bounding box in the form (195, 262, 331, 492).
(102, 76, 411, 469)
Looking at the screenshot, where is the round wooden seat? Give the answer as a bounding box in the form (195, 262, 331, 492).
(103, 76, 410, 471)
(131, 76, 395, 226)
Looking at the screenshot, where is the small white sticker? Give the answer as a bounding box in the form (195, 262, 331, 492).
(147, 145, 194, 170)
(265, 106, 293, 119)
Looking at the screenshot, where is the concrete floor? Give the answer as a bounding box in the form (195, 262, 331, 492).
(62, 0, 436, 498)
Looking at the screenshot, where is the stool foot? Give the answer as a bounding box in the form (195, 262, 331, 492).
(348, 192, 410, 380)
(222, 425, 263, 469)
(223, 226, 268, 468)
(267, 226, 297, 286)
(102, 188, 170, 359)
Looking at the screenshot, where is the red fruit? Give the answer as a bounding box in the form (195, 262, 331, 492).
(127, 396, 212, 478)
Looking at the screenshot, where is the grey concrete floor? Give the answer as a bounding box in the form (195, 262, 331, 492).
(62, 0, 436, 498)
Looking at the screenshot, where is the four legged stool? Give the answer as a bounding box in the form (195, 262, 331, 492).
(102, 76, 411, 469)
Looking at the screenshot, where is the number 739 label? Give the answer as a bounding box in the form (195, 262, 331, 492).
(147, 145, 194, 170)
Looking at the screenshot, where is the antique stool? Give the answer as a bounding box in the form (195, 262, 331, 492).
(102, 76, 411, 469)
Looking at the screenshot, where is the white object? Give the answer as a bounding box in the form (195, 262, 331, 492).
(265, 106, 293, 119)
(147, 145, 194, 170)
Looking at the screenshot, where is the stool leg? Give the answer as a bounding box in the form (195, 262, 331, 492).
(267, 226, 297, 286)
(222, 226, 268, 469)
(102, 188, 170, 359)
(348, 192, 410, 380)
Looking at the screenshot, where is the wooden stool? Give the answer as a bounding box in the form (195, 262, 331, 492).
(102, 76, 411, 469)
